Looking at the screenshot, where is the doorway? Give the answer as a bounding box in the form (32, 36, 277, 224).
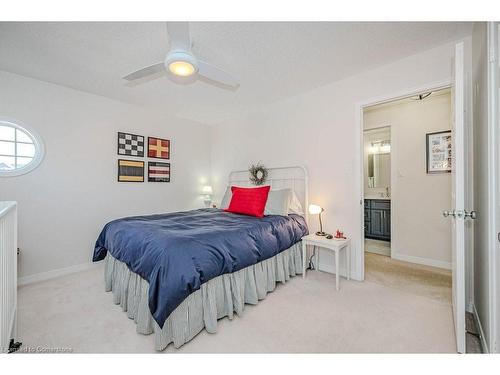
(363, 126, 392, 257)
(361, 88, 454, 304)
(355, 42, 472, 354)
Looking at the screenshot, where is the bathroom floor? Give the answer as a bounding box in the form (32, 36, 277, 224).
(364, 239, 391, 256)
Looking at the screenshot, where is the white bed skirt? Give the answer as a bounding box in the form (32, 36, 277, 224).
(104, 241, 303, 351)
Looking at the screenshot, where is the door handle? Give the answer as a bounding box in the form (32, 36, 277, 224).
(464, 210, 477, 220)
(444, 209, 475, 219)
(443, 210, 456, 218)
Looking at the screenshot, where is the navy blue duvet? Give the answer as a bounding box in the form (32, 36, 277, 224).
(93, 208, 308, 328)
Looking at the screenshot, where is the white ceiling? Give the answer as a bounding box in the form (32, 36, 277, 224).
(0, 22, 472, 124)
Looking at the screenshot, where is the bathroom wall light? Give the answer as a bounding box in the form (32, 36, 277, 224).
(369, 140, 391, 154)
(380, 144, 391, 153)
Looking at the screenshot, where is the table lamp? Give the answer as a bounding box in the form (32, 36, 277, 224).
(309, 204, 326, 236)
(202, 185, 213, 207)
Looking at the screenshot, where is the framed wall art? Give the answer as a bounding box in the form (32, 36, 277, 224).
(426, 130, 452, 174)
(148, 136, 170, 159)
(117, 132, 145, 157)
(148, 162, 170, 182)
(117, 159, 144, 182)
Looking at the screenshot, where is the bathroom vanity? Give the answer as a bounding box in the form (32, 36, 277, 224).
(364, 199, 391, 241)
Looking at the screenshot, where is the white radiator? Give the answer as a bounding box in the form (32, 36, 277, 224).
(0, 201, 18, 353)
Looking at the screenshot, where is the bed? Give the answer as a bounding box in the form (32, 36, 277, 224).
(93, 166, 309, 351)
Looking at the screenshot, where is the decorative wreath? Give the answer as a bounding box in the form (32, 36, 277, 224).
(249, 163, 269, 185)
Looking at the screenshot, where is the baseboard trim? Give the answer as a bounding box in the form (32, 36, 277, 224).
(472, 304, 489, 353)
(365, 248, 391, 257)
(18, 262, 97, 286)
(391, 252, 451, 270)
(317, 263, 349, 278)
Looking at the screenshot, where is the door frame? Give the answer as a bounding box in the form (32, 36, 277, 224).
(355, 79, 452, 281)
(487, 21, 500, 353)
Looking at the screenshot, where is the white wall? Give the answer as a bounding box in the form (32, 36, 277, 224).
(211, 40, 467, 279)
(364, 93, 452, 268)
(0, 71, 211, 279)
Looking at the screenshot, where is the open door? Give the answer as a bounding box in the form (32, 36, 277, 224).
(490, 21, 500, 354)
(447, 41, 466, 353)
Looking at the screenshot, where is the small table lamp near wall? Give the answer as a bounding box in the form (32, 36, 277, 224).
(202, 185, 213, 207)
(309, 204, 326, 236)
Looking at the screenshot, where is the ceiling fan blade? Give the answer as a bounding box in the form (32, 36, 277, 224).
(123, 62, 165, 81)
(198, 60, 239, 88)
(166, 22, 191, 51)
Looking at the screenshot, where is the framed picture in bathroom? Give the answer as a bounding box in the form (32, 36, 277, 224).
(426, 130, 452, 174)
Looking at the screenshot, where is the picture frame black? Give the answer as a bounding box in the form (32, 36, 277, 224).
(147, 136, 171, 160)
(117, 159, 145, 182)
(148, 162, 171, 182)
(426, 130, 452, 174)
(117, 132, 145, 157)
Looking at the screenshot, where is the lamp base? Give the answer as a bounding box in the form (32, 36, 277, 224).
(315, 231, 327, 236)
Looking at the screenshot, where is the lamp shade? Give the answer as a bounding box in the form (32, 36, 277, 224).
(202, 185, 213, 195)
(308, 204, 323, 215)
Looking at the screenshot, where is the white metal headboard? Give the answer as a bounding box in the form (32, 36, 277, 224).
(228, 165, 309, 224)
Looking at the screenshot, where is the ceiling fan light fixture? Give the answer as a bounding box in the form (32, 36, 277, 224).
(168, 60, 196, 76)
(124, 23, 239, 88)
(165, 51, 198, 77)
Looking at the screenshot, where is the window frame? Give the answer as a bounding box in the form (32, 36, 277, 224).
(0, 118, 45, 177)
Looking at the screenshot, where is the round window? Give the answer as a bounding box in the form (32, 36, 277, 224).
(0, 119, 45, 177)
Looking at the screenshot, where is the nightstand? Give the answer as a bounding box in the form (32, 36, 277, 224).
(301, 234, 351, 290)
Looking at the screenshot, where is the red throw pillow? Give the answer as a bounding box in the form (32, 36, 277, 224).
(225, 185, 271, 218)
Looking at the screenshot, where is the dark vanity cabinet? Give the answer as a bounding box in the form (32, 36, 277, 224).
(364, 199, 391, 241)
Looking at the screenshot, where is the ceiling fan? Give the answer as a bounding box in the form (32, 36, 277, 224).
(123, 22, 239, 89)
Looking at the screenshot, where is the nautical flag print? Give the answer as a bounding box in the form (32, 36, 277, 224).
(148, 137, 170, 159)
(117, 132, 144, 157)
(148, 162, 170, 182)
(118, 159, 144, 182)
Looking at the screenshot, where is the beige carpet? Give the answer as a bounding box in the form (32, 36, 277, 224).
(365, 253, 452, 304)
(16, 260, 456, 353)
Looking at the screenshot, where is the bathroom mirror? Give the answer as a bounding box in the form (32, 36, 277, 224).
(367, 152, 391, 188)
(364, 127, 391, 189)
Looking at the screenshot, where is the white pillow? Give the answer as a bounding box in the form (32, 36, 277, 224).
(288, 190, 304, 215)
(264, 189, 291, 216)
(220, 186, 232, 209)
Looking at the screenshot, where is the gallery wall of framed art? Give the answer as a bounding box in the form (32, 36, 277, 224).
(116, 132, 171, 182)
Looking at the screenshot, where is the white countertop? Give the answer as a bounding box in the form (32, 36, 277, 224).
(364, 196, 391, 200)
